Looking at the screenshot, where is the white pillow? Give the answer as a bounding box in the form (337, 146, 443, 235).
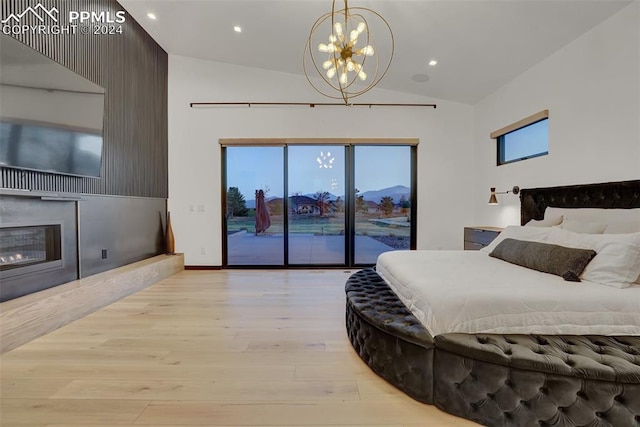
(480, 225, 552, 254)
(560, 218, 607, 234)
(525, 214, 563, 227)
(604, 219, 640, 234)
(546, 228, 640, 289)
(545, 207, 640, 224)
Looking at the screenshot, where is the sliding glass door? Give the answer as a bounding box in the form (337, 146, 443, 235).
(225, 146, 284, 265)
(288, 146, 346, 265)
(223, 144, 416, 267)
(354, 146, 413, 264)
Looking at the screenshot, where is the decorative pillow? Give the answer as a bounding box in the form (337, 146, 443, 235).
(560, 218, 607, 234)
(546, 228, 640, 288)
(525, 214, 563, 227)
(489, 238, 597, 282)
(480, 225, 552, 254)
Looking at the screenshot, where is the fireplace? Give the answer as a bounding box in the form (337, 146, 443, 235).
(0, 224, 62, 277)
(0, 195, 78, 302)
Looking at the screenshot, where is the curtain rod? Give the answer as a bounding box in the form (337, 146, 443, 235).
(190, 102, 436, 108)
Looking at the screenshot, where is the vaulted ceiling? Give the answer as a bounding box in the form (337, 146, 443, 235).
(120, 0, 632, 104)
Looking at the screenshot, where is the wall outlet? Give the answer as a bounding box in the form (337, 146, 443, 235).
(200, 247, 206, 255)
(197, 204, 205, 212)
(101, 249, 108, 259)
(189, 204, 195, 212)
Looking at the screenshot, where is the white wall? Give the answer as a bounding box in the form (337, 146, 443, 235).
(473, 1, 640, 227)
(168, 56, 475, 265)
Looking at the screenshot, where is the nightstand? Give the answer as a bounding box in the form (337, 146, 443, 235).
(464, 226, 503, 250)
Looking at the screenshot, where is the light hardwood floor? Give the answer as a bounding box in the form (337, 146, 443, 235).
(0, 270, 478, 426)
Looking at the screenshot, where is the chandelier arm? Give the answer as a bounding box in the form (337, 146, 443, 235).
(309, 13, 333, 81)
(312, 6, 357, 93)
(331, 0, 349, 104)
(357, 14, 372, 85)
(304, 32, 350, 101)
(305, 12, 346, 99)
(336, 8, 394, 98)
(339, 13, 369, 92)
(303, 55, 347, 100)
(362, 29, 377, 86)
(342, 0, 352, 103)
(349, 7, 394, 89)
(344, 0, 347, 23)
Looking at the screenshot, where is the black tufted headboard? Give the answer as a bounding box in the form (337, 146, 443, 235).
(520, 180, 640, 225)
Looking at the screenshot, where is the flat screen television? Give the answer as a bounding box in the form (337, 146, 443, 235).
(0, 35, 105, 178)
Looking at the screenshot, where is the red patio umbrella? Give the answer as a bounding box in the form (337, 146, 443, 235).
(255, 189, 271, 235)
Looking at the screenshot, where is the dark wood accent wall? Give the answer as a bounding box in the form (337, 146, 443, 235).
(0, 0, 168, 198)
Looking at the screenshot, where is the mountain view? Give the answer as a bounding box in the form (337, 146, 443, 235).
(359, 185, 409, 202)
(245, 185, 409, 208)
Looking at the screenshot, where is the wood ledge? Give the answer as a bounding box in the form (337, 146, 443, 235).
(0, 254, 184, 354)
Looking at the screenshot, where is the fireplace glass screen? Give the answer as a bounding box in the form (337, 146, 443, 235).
(0, 225, 61, 271)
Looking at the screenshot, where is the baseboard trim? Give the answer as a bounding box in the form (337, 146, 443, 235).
(185, 265, 222, 270)
(0, 254, 184, 354)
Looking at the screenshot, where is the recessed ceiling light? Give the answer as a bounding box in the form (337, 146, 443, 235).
(233, 26, 242, 33)
(147, 12, 157, 20)
(428, 59, 438, 67)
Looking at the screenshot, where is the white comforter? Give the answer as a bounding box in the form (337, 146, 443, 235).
(376, 250, 640, 336)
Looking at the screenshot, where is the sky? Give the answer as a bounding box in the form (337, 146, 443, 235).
(226, 145, 411, 200)
(503, 119, 548, 162)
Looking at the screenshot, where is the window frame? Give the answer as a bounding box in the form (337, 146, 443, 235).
(490, 110, 549, 166)
(221, 141, 418, 268)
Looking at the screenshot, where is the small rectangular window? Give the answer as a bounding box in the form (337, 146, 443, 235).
(490, 110, 549, 166)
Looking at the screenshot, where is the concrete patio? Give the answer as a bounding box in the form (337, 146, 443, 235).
(227, 232, 395, 265)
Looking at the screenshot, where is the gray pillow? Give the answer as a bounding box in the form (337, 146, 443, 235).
(489, 238, 597, 282)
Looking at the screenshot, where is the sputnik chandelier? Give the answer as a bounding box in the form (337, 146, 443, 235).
(304, 0, 394, 105)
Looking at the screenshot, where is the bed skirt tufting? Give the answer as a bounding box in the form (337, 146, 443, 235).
(345, 268, 640, 427)
(345, 267, 435, 403)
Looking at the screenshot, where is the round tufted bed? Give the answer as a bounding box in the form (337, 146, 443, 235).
(345, 180, 640, 426)
(346, 267, 435, 403)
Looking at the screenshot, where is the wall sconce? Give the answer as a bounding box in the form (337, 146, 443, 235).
(489, 186, 520, 204)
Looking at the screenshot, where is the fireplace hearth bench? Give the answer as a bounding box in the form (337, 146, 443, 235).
(345, 268, 640, 427)
(0, 254, 184, 354)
